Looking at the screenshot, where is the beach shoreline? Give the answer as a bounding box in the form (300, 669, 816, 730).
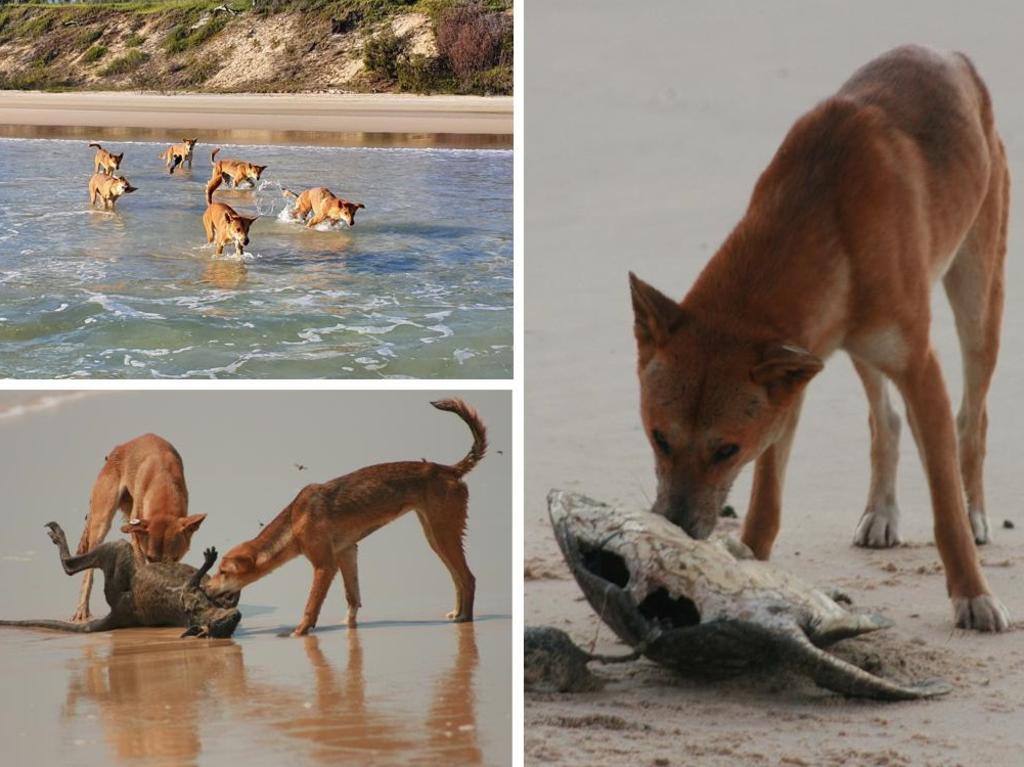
(0, 91, 512, 148)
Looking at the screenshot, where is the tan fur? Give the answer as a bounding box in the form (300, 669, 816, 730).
(159, 138, 198, 174)
(283, 186, 365, 228)
(630, 46, 1010, 631)
(72, 434, 207, 622)
(206, 399, 487, 635)
(202, 201, 258, 256)
(88, 173, 137, 210)
(88, 143, 123, 175)
(205, 147, 267, 203)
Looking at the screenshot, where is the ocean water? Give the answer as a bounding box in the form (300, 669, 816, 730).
(0, 137, 512, 378)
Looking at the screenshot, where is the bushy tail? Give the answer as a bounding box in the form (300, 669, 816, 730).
(205, 174, 223, 204)
(211, 147, 221, 162)
(432, 398, 487, 477)
(281, 187, 299, 200)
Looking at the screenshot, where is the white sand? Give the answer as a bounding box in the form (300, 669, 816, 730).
(525, 2, 1024, 764)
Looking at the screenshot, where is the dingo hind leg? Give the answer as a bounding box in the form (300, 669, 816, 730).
(72, 460, 124, 621)
(942, 138, 1009, 547)
(338, 545, 361, 627)
(418, 482, 475, 622)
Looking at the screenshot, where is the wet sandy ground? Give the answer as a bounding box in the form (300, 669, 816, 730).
(526, 1, 1024, 765)
(0, 391, 511, 766)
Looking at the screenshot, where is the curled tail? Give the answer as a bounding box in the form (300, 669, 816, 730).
(88, 142, 102, 150)
(205, 174, 223, 204)
(281, 187, 299, 200)
(211, 147, 221, 162)
(432, 398, 487, 477)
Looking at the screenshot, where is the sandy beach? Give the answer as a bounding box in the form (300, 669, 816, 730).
(526, 2, 1024, 765)
(0, 391, 511, 766)
(0, 91, 513, 148)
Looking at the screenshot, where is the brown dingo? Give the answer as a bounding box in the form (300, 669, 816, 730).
(203, 201, 258, 256)
(88, 173, 137, 210)
(629, 45, 1010, 631)
(159, 138, 199, 174)
(282, 187, 365, 228)
(205, 147, 268, 203)
(206, 399, 486, 635)
(88, 143, 123, 175)
(72, 433, 207, 622)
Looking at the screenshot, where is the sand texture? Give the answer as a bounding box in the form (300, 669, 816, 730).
(526, 2, 1024, 765)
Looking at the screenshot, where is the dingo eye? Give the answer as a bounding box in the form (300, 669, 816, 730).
(652, 430, 671, 456)
(712, 444, 739, 464)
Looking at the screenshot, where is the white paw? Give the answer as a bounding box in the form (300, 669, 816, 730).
(854, 508, 903, 548)
(969, 511, 991, 545)
(953, 594, 1011, 632)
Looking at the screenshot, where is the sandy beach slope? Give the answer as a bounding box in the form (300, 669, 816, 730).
(0, 91, 512, 138)
(526, 2, 1024, 765)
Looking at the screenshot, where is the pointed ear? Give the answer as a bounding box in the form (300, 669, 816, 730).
(751, 344, 823, 403)
(629, 272, 684, 348)
(181, 514, 207, 535)
(120, 519, 149, 536)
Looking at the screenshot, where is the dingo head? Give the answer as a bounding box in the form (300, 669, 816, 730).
(332, 199, 364, 227)
(205, 544, 259, 597)
(109, 152, 124, 170)
(182, 138, 198, 155)
(227, 212, 257, 250)
(121, 513, 207, 563)
(629, 273, 822, 539)
(246, 164, 267, 184)
(112, 176, 137, 196)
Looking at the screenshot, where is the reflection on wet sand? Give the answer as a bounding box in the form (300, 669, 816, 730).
(64, 632, 243, 766)
(202, 259, 248, 290)
(61, 624, 482, 766)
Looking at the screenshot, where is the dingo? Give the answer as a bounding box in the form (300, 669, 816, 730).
(88, 173, 137, 210)
(71, 434, 206, 622)
(205, 147, 267, 203)
(629, 46, 1010, 631)
(88, 143, 123, 175)
(206, 399, 486, 635)
(282, 187, 365, 228)
(160, 138, 198, 174)
(203, 201, 258, 256)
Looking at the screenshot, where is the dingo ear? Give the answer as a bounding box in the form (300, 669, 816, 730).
(121, 518, 150, 536)
(751, 344, 823, 403)
(180, 514, 207, 535)
(629, 272, 684, 348)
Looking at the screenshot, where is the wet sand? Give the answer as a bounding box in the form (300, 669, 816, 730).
(0, 391, 511, 766)
(0, 91, 513, 148)
(526, 1, 1024, 765)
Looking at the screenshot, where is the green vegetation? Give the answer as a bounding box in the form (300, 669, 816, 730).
(0, 0, 512, 95)
(101, 49, 150, 76)
(82, 45, 108, 64)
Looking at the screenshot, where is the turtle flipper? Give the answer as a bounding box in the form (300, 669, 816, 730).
(809, 610, 893, 646)
(781, 625, 952, 700)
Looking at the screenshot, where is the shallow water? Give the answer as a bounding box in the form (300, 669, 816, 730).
(0, 138, 512, 378)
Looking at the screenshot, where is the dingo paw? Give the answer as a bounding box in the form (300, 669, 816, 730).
(853, 507, 902, 548)
(969, 511, 991, 545)
(953, 594, 1011, 632)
